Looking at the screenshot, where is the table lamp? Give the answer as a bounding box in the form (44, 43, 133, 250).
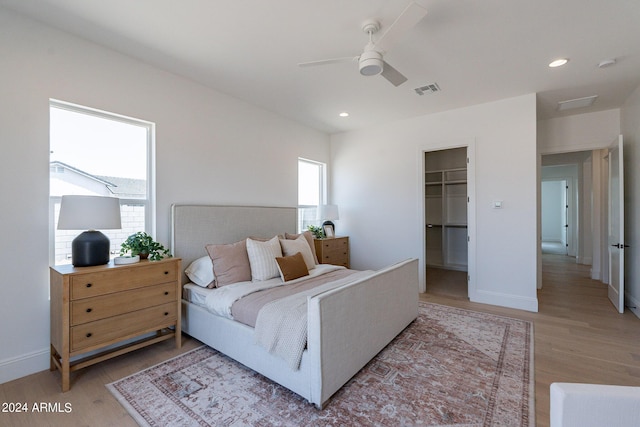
(318, 204, 339, 235)
(57, 195, 122, 267)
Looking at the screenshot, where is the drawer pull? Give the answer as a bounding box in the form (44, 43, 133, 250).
(86, 333, 92, 338)
(164, 291, 169, 295)
(164, 271, 169, 275)
(86, 308, 92, 313)
(86, 283, 92, 288)
(164, 312, 169, 316)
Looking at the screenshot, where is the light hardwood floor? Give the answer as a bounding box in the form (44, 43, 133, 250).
(1, 254, 639, 426)
(425, 254, 640, 426)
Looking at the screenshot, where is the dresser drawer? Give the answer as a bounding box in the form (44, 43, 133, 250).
(70, 282, 176, 326)
(316, 237, 349, 267)
(320, 241, 348, 257)
(70, 262, 178, 300)
(70, 302, 177, 352)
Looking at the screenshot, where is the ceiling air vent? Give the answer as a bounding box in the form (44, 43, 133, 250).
(414, 83, 440, 96)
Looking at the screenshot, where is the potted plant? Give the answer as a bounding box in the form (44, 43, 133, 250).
(307, 225, 326, 239)
(120, 232, 171, 261)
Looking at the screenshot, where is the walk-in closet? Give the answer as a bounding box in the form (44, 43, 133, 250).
(425, 147, 468, 295)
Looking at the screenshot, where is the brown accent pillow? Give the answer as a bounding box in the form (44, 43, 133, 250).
(275, 252, 310, 282)
(205, 240, 251, 287)
(285, 231, 319, 264)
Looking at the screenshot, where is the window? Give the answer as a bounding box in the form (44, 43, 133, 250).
(49, 100, 154, 265)
(297, 158, 326, 232)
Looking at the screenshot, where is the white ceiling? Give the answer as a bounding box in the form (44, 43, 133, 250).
(3, 0, 640, 134)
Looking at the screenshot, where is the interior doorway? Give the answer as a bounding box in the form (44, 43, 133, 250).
(541, 179, 569, 255)
(424, 147, 469, 298)
(540, 149, 610, 287)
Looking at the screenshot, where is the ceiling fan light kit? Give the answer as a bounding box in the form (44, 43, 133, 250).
(359, 49, 383, 76)
(298, 2, 428, 86)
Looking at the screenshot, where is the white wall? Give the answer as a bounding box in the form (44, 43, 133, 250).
(621, 85, 640, 319)
(0, 8, 330, 383)
(331, 94, 539, 312)
(538, 109, 621, 154)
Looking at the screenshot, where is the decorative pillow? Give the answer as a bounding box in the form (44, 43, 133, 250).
(280, 235, 316, 270)
(205, 240, 251, 287)
(275, 252, 310, 282)
(184, 256, 216, 288)
(246, 236, 283, 281)
(285, 231, 319, 264)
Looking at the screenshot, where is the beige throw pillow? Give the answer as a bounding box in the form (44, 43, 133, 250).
(280, 235, 316, 270)
(285, 231, 319, 264)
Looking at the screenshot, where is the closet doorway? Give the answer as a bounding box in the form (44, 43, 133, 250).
(424, 146, 471, 299)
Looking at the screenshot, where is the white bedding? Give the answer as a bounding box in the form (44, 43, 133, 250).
(255, 269, 373, 370)
(202, 264, 345, 320)
(182, 283, 210, 305)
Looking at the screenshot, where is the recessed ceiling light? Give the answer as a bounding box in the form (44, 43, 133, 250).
(339, 112, 349, 117)
(549, 58, 569, 68)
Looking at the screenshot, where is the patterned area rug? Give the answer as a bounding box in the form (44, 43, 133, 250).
(107, 302, 534, 426)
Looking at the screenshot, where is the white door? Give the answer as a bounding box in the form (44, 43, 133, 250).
(608, 135, 625, 313)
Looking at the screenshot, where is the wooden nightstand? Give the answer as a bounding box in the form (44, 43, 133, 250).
(49, 257, 182, 391)
(314, 236, 350, 268)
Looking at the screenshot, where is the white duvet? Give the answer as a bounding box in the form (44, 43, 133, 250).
(203, 264, 345, 319)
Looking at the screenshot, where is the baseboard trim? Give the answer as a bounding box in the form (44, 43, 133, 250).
(577, 256, 593, 265)
(471, 289, 539, 312)
(0, 347, 49, 385)
(625, 294, 640, 320)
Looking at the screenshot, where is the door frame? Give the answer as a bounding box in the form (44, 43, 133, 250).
(419, 138, 476, 297)
(538, 144, 615, 292)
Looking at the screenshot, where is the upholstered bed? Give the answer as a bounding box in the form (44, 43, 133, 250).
(171, 204, 419, 408)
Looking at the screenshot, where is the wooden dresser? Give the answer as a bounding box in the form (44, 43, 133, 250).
(49, 257, 181, 391)
(314, 236, 350, 268)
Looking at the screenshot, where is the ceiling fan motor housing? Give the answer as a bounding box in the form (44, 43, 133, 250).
(359, 49, 383, 76)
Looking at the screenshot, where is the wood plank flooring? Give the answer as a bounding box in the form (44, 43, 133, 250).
(425, 254, 640, 426)
(1, 254, 639, 426)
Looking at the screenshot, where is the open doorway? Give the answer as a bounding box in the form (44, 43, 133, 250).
(541, 179, 568, 255)
(424, 147, 469, 298)
(540, 149, 610, 286)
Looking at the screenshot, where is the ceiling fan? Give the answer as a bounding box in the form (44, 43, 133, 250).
(298, 2, 428, 87)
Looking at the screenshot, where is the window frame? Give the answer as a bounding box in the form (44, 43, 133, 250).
(48, 99, 156, 265)
(297, 157, 327, 232)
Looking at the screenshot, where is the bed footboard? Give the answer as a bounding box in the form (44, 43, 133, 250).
(306, 258, 419, 408)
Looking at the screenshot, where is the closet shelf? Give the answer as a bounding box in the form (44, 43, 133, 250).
(425, 149, 468, 272)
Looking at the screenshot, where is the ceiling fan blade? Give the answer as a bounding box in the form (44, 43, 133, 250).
(375, 2, 428, 53)
(381, 61, 408, 86)
(298, 56, 358, 67)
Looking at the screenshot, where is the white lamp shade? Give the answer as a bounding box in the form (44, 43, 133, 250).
(318, 204, 339, 221)
(57, 195, 122, 230)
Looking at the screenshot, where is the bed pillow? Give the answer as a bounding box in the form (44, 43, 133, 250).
(275, 252, 310, 282)
(205, 240, 251, 287)
(285, 231, 319, 264)
(184, 256, 216, 288)
(280, 235, 316, 270)
(246, 236, 283, 281)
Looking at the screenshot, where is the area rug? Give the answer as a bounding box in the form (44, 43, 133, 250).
(107, 302, 534, 426)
